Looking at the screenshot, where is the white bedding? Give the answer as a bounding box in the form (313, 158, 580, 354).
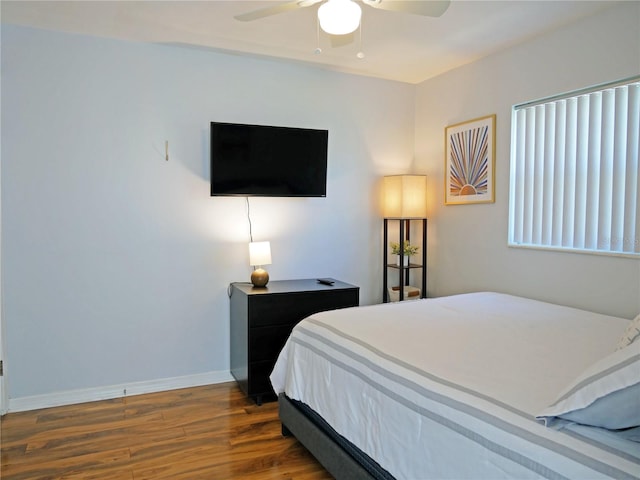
(270, 292, 640, 479)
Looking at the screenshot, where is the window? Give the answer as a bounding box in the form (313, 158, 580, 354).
(508, 77, 640, 257)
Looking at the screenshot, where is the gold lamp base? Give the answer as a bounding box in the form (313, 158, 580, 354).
(251, 268, 269, 288)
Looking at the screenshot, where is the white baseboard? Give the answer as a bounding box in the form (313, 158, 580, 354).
(8, 370, 235, 413)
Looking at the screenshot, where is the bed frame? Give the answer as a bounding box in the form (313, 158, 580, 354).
(278, 394, 396, 480)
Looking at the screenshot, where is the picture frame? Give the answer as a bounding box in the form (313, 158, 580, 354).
(444, 114, 496, 205)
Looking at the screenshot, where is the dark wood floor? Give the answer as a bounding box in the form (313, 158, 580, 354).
(1, 382, 332, 479)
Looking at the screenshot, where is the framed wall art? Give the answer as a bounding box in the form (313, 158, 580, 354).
(444, 114, 496, 205)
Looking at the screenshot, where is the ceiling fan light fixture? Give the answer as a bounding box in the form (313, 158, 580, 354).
(318, 0, 362, 35)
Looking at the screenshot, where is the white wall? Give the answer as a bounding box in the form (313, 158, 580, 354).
(415, 2, 640, 319)
(0, 52, 5, 413)
(1, 25, 416, 403)
(4, 3, 639, 409)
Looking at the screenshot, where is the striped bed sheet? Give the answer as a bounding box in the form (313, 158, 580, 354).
(270, 292, 639, 479)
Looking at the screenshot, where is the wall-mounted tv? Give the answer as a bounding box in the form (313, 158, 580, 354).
(210, 122, 328, 197)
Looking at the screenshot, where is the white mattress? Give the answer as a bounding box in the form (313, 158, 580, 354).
(270, 292, 639, 479)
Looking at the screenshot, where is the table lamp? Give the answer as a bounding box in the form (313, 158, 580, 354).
(249, 241, 272, 287)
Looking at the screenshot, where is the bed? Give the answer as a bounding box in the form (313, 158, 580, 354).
(270, 292, 640, 480)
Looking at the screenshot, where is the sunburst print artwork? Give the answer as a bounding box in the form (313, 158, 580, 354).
(445, 114, 496, 205)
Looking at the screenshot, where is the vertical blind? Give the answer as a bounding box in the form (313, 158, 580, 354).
(509, 78, 640, 256)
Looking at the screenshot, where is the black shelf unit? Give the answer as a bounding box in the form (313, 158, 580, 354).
(383, 218, 427, 302)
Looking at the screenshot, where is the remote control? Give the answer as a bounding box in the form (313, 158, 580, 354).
(317, 278, 335, 286)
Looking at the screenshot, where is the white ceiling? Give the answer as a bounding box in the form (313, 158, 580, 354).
(1, 0, 620, 84)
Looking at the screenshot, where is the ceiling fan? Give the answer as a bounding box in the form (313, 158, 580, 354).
(234, 0, 451, 36)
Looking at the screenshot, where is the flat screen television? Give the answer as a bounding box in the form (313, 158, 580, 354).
(210, 122, 328, 197)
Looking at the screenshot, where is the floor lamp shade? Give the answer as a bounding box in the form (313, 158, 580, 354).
(383, 175, 427, 218)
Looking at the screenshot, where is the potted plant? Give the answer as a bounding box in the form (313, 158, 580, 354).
(390, 241, 419, 266)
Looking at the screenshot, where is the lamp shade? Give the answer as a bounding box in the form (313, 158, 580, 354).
(249, 241, 272, 266)
(318, 0, 362, 35)
(382, 175, 427, 218)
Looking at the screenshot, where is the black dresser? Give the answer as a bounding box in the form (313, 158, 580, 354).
(229, 278, 360, 404)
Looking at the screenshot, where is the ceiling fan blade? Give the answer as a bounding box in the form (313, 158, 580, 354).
(234, 0, 322, 22)
(362, 0, 450, 17)
(330, 32, 356, 48)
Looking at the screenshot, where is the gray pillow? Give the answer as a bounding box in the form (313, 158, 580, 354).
(537, 341, 640, 430)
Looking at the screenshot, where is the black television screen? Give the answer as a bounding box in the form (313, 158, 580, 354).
(210, 122, 328, 197)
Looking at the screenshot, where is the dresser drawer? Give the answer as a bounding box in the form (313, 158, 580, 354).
(250, 324, 295, 362)
(248, 289, 358, 327)
(248, 360, 277, 397)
